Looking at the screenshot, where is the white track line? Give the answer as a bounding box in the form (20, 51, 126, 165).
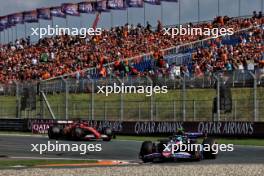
(9, 156, 134, 163)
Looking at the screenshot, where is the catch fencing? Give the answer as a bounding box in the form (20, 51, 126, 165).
(0, 70, 263, 122)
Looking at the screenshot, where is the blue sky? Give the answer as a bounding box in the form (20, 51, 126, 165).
(0, 0, 263, 43)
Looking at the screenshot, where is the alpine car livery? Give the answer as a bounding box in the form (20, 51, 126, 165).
(139, 130, 218, 162)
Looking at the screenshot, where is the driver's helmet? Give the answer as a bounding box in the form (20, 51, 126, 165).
(176, 127, 185, 135)
(175, 135, 183, 142)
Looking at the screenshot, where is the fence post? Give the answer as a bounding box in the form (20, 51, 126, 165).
(116, 77, 124, 121)
(193, 100, 196, 121)
(213, 75, 220, 121)
(249, 72, 258, 121)
(15, 82, 21, 118)
(62, 78, 69, 120)
(91, 80, 94, 120)
(217, 76, 220, 121)
(138, 102, 141, 121)
(155, 102, 158, 121)
(104, 101, 107, 120)
(173, 100, 176, 121)
(234, 100, 237, 121)
(182, 74, 186, 121)
(146, 76, 154, 121)
(39, 82, 44, 119)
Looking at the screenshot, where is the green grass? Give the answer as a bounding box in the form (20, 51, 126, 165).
(0, 159, 97, 168)
(116, 135, 264, 146)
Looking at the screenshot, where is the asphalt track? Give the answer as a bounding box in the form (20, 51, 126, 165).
(0, 135, 264, 164)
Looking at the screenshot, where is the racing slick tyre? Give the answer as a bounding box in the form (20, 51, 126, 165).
(202, 137, 217, 159)
(72, 127, 84, 140)
(140, 141, 154, 163)
(48, 126, 61, 140)
(157, 140, 169, 153)
(103, 128, 112, 141)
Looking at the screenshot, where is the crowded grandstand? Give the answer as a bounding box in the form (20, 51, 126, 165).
(0, 12, 263, 84)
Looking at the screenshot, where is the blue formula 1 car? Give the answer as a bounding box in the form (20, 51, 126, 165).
(139, 130, 218, 163)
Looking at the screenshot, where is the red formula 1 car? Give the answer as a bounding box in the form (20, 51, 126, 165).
(48, 121, 113, 141)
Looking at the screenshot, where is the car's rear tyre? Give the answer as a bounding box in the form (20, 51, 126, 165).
(140, 141, 154, 163)
(72, 127, 84, 140)
(48, 126, 61, 139)
(202, 137, 217, 159)
(103, 128, 112, 141)
(157, 140, 168, 153)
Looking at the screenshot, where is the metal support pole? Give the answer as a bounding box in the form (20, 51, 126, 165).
(127, 9, 129, 24)
(161, 3, 164, 24)
(143, 3, 146, 26)
(11, 27, 14, 43)
(138, 102, 141, 121)
(40, 83, 44, 119)
(104, 102, 107, 120)
(216, 76, 220, 121)
(62, 78, 69, 120)
(7, 28, 9, 43)
(146, 76, 154, 121)
(173, 100, 176, 121)
(15, 82, 20, 118)
(110, 11, 113, 28)
(234, 100, 237, 121)
(262, 0, 264, 12)
(238, 0, 241, 17)
(198, 0, 200, 22)
(217, 0, 220, 16)
(179, 0, 181, 26)
(249, 72, 258, 121)
(80, 14, 83, 28)
(182, 74, 186, 121)
(91, 80, 94, 120)
(193, 100, 196, 121)
(24, 23, 27, 39)
(155, 102, 158, 121)
(15, 25, 18, 40)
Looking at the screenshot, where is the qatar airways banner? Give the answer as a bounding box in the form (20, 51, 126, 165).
(62, 3, 80, 16)
(107, 0, 127, 10)
(50, 6, 66, 18)
(23, 10, 38, 23)
(144, 0, 161, 5)
(37, 8, 51, 20)
(27, 119, 264, 138)
(78, 1, 95, 13)
(126, 0, 143, 8)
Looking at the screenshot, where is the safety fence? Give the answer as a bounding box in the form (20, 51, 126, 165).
(0, 71, 263, 122)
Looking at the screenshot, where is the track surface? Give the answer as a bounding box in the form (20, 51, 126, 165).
(0, 135, 264, 164)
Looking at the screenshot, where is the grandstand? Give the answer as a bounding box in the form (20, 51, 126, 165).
(0, 6, 263, 122)
(0, 14, 263, 83)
